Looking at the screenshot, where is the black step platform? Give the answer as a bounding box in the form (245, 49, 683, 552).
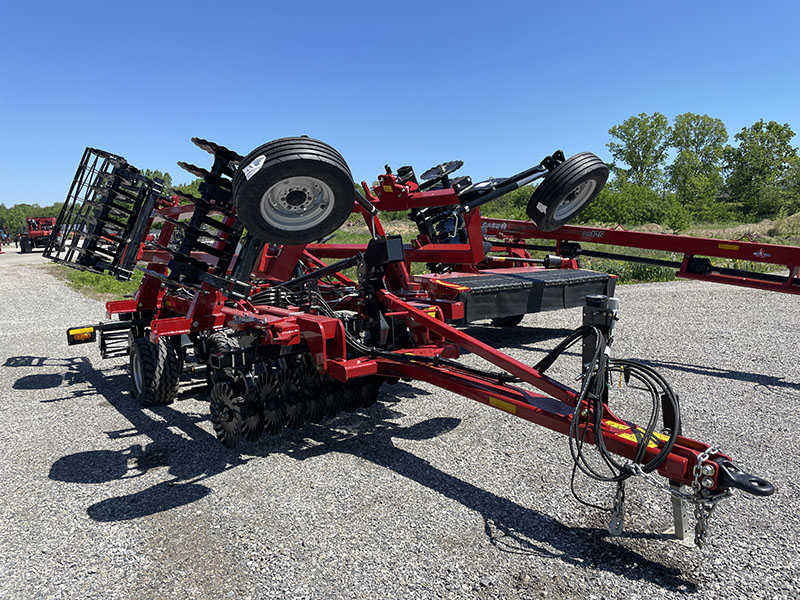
(433, 268, 615, 324)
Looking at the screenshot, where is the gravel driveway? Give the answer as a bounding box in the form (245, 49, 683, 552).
(1, 254, 798, 600)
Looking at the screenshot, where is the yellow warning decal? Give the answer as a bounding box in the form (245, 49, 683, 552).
(432, 279, 470, 291)
(68, 327, 95, 335)
(718, 243, 739, 251)
(604, 420, 668, 448)
(383, 185, 394, 193)
(489, 397, 517, 414)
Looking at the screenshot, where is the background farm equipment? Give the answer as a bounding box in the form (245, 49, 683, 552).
(46, 136, 777, 547)
(18, 216, 56, 253)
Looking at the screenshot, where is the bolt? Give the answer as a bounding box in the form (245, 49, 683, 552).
(701, 464, 714, 476)
(701, 476, 714, 488)
(192, 321, 199, 327)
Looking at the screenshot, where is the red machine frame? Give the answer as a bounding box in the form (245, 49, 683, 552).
(53, 139, 780, 548)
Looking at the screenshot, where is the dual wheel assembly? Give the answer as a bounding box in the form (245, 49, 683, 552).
(231, 136, 609, 245)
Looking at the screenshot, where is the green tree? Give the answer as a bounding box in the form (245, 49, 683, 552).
(725, 119, 798, 218)
(143, 169, 173, 188)
(667, 113, 728, 220)
(779, 156, 800, 215)
(172, 178, 202, 199)
(0, 202, 64, 233)
(607, 112, 672, 188)
(5, 204, 32, 233)
(578, 179, 688, 230)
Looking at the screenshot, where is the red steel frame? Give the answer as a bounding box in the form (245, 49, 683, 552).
(95, 168, 789, 500)
(483, 218, 800, 295)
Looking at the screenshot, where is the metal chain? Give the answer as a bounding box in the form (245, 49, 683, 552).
(692, 445, 719, 492)
(625, 446, 730, 547)
(626, 462, 696, 501)
(694, 500, 718, 548)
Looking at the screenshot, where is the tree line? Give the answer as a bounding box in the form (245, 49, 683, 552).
(0, 202, 63, 234)
(578, 113, 799, 228)
(2, 119, 797, 234)
(0, 169, 177, 234)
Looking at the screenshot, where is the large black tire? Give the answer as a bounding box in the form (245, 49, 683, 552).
(233, 137, 355, 245)
(526, 152, 608, 231)
(19, 237, 31, 253)
(130, 337, 181, 406)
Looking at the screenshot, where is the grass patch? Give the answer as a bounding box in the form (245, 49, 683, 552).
(53, 265, 142, 300)
(581, 257, 676, 284)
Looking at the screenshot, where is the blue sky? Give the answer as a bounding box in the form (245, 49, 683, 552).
(1, 0, 798, 206)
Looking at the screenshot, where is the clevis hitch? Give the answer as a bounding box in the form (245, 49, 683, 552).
(712, 458, 775, 497)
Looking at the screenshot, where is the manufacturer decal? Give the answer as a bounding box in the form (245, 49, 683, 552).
(482, 222, 507, 234)
(753, 248, 771, 258)
(242, 155, 266, 180)
(582, 230, 605, 239)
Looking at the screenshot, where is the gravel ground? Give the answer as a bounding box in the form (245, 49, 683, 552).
(1, 252, 799, 600)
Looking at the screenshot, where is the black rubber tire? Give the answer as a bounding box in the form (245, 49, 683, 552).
(233, 137, 354, 245)
(526, 152, 608, 231)
(19, 237, 31, 253)
(491, 314, 524, 327)
(204, 330, 240, 387)
(130, 337, 181, 406)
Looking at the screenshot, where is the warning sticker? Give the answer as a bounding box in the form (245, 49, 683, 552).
(242, 155, 266, 180)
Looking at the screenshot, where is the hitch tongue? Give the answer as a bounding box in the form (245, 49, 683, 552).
(712, 458, 775, 497)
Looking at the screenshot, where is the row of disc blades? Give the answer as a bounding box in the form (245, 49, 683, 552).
(209, 355, 383, 448)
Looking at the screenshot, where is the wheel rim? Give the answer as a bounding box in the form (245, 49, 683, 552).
(132, 352, 144, 394)
(553, 179, 597, 221)
(259, 176, 336, 231)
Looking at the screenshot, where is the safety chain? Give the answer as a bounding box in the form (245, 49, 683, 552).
(692, 445, 720, 492)
(624, 445, 730, 547)
(694, 499, 719, 549)
(691, 445, 722, 548)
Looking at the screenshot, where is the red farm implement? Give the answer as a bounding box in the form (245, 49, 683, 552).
(19, 217, 56, 253)
(46, 137, 779, 548)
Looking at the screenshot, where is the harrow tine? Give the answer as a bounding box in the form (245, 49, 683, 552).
(191, 137, 244, 163)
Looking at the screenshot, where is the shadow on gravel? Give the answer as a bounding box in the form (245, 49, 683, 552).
(11, 354, 695, 592)
(641, 358, 800, 393)
(5, 355, 100, 402)
(279, 411, 696, 593)
(460, 325, 575, 354)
